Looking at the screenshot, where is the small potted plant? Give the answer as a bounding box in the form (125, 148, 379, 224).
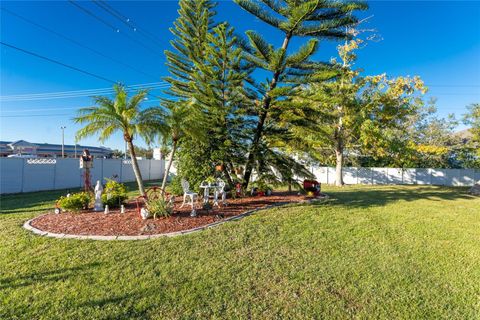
(205, 176, 216, 186)
(254, 181, 272, 197)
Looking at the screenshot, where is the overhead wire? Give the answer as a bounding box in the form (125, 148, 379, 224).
(1, 41, 117, 84)
(68, 0, 161, 56)
(1, 7, 159, 81)
(1, 84, 169, 101)
(1, 82, 167, 99)
(93, 0, 164, 48)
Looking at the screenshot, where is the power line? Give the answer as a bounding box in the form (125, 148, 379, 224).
(426, 85, 480, 87)
(1, 99, 162, 114)
(1, 7, 159, 80)
(1, 82, 167, 99)
(68, 0, 160, 56)
(0, 113, 72, 118)
(93, 0, 164, 48)
(1, 41, 117, 84)
(1, 85, 169, 101)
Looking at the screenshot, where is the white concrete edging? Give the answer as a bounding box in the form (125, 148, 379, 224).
(23, 198, 327, 241)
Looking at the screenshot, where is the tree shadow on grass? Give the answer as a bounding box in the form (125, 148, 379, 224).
(0, 262, 103, 290)
(312, 186, 477, 209)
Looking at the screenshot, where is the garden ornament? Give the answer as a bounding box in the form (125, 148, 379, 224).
(140, 207, 150, 220)
(94, 180, 104, 212)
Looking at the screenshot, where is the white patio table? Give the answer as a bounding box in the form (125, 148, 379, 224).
(199, 183, 223, 207)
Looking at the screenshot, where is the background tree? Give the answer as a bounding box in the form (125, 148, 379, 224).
(74, 84, 154, 196)
(463, 103, 480, 158)
(292, 39, 426, 185)
(233, 0, 368, 188)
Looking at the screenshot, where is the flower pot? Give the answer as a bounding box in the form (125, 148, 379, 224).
(215, 165, 224, 172)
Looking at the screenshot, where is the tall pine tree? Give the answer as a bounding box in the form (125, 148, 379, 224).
(233, 0, 367, 188)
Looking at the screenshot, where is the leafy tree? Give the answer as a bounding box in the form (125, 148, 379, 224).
(293, 39, 426, 185)
(233, 0, 367, 188)
(463, 103, 480, 149)
(74, 84, 154, 196)
(133, 146, 153, 159)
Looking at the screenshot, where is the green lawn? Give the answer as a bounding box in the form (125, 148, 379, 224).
(1, 185, 479, 319)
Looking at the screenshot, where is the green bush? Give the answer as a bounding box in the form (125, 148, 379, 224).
(145, 196, 174, 219)
(57, 192, 91, 212)
(102, 179, 128, 208)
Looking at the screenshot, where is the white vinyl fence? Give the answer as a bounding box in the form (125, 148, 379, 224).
(312, 167, 480, 187)
(0, 158, 165, 194)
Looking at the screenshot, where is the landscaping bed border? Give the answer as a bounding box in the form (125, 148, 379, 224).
(23, 197, 326, 241)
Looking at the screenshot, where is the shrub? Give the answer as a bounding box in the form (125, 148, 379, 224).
(57, 192, 91, 212)
(102, 179, 128, 208)
(145, 196, 174, 219)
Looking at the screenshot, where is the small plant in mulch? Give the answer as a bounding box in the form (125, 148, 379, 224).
(102, 179, 128, 208)
(57, 192, 92, 212)
(145, 196, 174, 219)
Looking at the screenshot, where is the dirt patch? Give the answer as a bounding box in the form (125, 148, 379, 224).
(30, 192, 312, 236)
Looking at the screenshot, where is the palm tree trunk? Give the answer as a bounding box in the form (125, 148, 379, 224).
(161, 141, 177, 194)
(127, 140, 146, 196)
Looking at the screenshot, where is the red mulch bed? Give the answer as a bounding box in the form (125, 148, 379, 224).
(30, 192, 309, 236)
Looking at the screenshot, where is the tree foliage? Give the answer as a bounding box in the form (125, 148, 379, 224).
(74, 84, 156, 196)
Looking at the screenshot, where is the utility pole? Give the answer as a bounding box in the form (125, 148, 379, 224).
(60, 126, 66, 158)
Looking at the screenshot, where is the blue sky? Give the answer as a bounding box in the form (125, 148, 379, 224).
(1, 0, 479, 150)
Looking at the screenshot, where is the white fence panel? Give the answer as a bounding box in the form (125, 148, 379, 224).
(475, 170, 480, 184)
(387, 168, 403, 185)
(138, 160, 150, 181)
(416, 169, 431, 185)
(22, 160, 55, 192)
(102, 159, 122, 182)
(150, 160, 163, 180)
(327, 167, 336, 185)
(0, 158, 24, 193)
(1, 158, 164, 194)
(372, 168, 388, 185)
(89, 159, 104, 186)
(54, 159, 81, 190)
(343, 167, 357, 184)
(357, 167, 372, 184)
(431, 169, 447, 185)
(402, 169, 416, 185)
(120, 160, 135, 182)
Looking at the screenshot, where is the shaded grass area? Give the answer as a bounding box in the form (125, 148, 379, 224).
(0, 185, 479, 319)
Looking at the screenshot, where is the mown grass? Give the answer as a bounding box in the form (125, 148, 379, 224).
(1, 185, 479, 319)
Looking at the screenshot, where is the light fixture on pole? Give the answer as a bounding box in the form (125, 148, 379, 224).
(60, 126, 66, 158)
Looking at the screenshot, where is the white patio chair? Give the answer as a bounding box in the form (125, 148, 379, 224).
(180, 179, 197, 209)
(214, 179, 227, 207)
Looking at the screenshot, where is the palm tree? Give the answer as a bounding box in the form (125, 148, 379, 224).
(141, 102, 204, 194)
(74, 84, 154, 196)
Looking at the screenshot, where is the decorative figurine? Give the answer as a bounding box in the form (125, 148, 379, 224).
(80, 149, 93, 191)
(140, 207, 149, 219)
(94, 180, 104, 212)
